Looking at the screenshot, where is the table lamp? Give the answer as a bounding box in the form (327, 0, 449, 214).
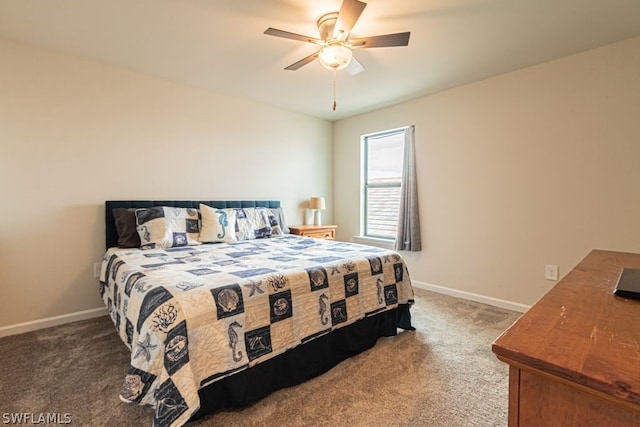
(309, 197, 326, 226)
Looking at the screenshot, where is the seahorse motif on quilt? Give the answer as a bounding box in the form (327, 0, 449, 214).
(228, 321, 243, 362)
(319, 293, 329, 325)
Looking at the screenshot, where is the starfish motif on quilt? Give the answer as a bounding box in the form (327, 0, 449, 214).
(244, 279, 264, 297)
(134, 333, 157, 362)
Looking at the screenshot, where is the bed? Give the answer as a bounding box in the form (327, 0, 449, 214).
(100, 200, 415, 426)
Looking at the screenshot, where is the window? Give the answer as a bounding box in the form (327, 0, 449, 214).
(362, 127, 407, 240)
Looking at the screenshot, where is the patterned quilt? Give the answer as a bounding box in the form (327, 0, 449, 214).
(100, 235, 414, 426)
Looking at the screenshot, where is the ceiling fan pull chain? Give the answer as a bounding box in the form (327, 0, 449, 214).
(333, 68, 337, 111)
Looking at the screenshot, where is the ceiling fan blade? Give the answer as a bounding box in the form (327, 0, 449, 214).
(350, 32, 411, 48)
(264, 27, 324, 45)
(334, 0, 367, 40)
(284, 51, 320, 71)
(346, 56, 365, 76)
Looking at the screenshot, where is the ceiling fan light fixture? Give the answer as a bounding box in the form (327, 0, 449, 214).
(318, 43, 353, 70)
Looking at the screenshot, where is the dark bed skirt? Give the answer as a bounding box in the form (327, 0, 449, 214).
(191, 304, 411, 421)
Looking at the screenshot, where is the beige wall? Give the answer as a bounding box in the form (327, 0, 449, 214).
(334, 36, 640, 307)
(2, 34, 639, 329)
(0, 38, 332, 328)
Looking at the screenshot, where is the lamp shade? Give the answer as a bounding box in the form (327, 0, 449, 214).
(318, 44, 353, 70)
(309, 197, 326, 210)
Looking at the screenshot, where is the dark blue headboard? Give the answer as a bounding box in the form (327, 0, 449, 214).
(105, 200, 280, 249)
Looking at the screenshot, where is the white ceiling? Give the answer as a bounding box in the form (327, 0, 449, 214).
(1, 0, 639, 121)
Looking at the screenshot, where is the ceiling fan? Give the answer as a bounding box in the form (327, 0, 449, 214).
(264, 0, 410, 77)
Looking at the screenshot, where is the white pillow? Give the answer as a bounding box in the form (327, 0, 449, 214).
(199, 204, 237, 243)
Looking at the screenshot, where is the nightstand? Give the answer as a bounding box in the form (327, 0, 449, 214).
(289, 225, 337, 240)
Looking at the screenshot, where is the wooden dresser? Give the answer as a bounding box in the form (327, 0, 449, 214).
(288, 225, 337, 240)
(493, 250, 640, 426)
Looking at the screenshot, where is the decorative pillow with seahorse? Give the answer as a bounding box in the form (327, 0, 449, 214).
(198, 204, 237, 243)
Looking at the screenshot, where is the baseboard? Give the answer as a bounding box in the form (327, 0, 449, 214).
(0, 307, 108, 338)
(412, 280, 531, 313)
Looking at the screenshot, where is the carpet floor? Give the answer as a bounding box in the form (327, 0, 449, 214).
(0, 288, 520, 426)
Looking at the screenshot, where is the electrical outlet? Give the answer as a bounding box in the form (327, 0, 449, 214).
(545, 264, 559, 281)
(94, 262, 101, 279)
